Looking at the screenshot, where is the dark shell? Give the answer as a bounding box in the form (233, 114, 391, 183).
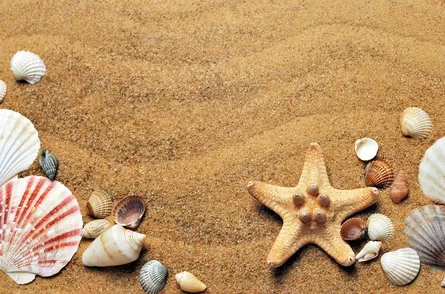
(112, 195, 146, 229)
(364, 159, 394, 189)
(38, 149, 59, 181)
(340, 218, 366, 241)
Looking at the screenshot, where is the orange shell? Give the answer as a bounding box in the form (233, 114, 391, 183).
(364, 159, 394, 189)
(390, 170, 409, 204)
(340, 218, 366, 241)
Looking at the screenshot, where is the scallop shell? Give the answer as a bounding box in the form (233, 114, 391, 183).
(82, 224, 146, 267)
(175, 271, 207, 293)
(419, 137, 445, 205)
(364, 159, 394, 189)
(400, 107, 432, 139)
(390, 170, 409, 204)
(112, 195, 146, 229)
(356, 241, 382, 262)
(140, 260, 168, 294)
(0, 80, 6, 102)
(0, 109, 40, 187)
(403, 205, 445, 267)
(10, 51, 46, 84)
(80, 219, 113, 239)
(86, 189, 114, 219)
(367, 213, 394, 241)
(380, 248, 420, 286)
(355, 138, 378, 161)
(39, 149, 59, 181)
(0, 176, 83, 285)
(340, 218, 366, 241)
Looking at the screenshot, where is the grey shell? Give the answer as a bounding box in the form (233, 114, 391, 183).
(39, 149, 59, 180)
(139, 260, 168, 294)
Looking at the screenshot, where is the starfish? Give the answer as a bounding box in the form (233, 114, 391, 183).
(247, 143, 378, 267)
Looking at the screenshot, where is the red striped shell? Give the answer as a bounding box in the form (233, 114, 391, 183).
(112, 195, 146, 229)
(0, 176, 83, 285)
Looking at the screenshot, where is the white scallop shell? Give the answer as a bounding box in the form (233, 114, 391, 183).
(356, 241, 382, 262)
(175, 271, 207, 293)
(400, 107, 432, 139)
(10, 51, 46, 84)
(354, 138, 378, 161)
(0, 80, 6, 103)
(380, 248, 420, 286)
(419, 137, 445, 204)
(0, 176, 83, 285)
(367, 213, 394, 241)
(140, 260, 168, 294)
(0, 109, 40, 187)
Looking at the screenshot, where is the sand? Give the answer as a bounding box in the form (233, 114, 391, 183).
(1, 0, 445, 293)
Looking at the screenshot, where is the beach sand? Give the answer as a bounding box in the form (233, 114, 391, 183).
(1, 0, 445, 293)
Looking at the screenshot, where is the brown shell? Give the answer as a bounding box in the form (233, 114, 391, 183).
(390, 170, 409, 203)
(112, 195, 146, 229)
(364, 159, 394, 189)
(340, 218, 366, 241)
(86, 189, 114, 219)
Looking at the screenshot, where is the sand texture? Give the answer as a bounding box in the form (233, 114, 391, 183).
(1, 0, 445, 293)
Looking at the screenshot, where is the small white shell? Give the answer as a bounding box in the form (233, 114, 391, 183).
(356, 241, 382, 262)
(140, 260, 168, 294)
(80, 219, 113, 239)
(367, 213, 394, 241)
(441, 277, 445, 288)
(380, 248, 420, 286)
(175, 271, 207, 293)
(419, 137, 445, 205)
(0, 80, 6, 102)
(355, 138, 378, 161)
(10, 51, 46, 84)
(400, 107, 432, 139)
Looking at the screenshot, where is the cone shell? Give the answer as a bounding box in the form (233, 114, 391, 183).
(340, 218, 366, 241)
(0, 80, 6, 102)
(354, 138, 378, 161)
(419, 137, 445, 205)
(80, 219, 113, 239)
(0, 176, 83, 285)
(400, 107, 432, 139)
(112, 195, 146, 229)
(86, 189, 114, 219)
(364, 159, 394, 189)
(356, 241, 382, 262)
(367, 213, 394, 241)
(140, 260, 168, 294)
(39, 149, 59, 181)
(10, 51, 46, 84)
(82, 224, 146, 267)
(175, 271, 207, 293)
(380, 248, 420, 286)
(390, 170, 409, 204)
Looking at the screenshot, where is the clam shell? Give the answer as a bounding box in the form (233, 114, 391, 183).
(340, 218, 366, 241)
(10, 51, 46, 84)
(400, 107, 432, 139)
(355, 138, 378, 161)
(419, 137, 445, 205)
(390, 170, 409, 204)
(175, 271, 207, 293)
(82, 224, 146, 267)
(367, 213, 394, 241)
(0, 176, 83, 284)
(80, 219, 113, 239)
(112, 195, 146, 229)
(86, 189, 114, 219)
(380, 248, 420, 286)
(356, 241, 382, 262)
(140, 260, 168, 294)
(39, 149, 59, 181)
(0, 109, 40, 187)
(0, 80, 6, 102)
(364, 159, 394, 189)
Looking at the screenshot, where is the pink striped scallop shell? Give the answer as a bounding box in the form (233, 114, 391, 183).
(112, 195, 146, 229)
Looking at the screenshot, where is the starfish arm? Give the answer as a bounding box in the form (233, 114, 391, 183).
(247, 181, 294, 219)
(331, 187, 379, 221)
(314, 228, 356, 266)
(298, 143, 330, 188)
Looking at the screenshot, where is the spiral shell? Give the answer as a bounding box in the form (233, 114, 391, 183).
(86, 189, 114, 218)
(0, 80, 6, 103)
(364, 159, 394, 189)
(380, 248, 420, 286)
(356, 241, 382, 262)
(112, 195, 146, 229)
(39, 149, 59, 180)
(354, 138, 378, 161)
(175, 271, 207, 293)
(400, 107, 432, 139)
(419, 137, 445, 204)
(140, 260, 168, 294)
(367, 213, 394, 241)
(10, 51, 46, 84)
(389, 170, 409, 204)
(80, 219, 113, 239)
(340, 218, 366, 241)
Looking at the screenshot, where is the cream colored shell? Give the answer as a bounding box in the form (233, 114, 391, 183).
(354, 138, 378, 161)
(0, 80, 6, 102)
(175, 271, 207, 293)
(419, 137, 445, 205)
(400, 107, 432, 139)
(380, 248, 420, 286)
(367, 213, 394, 241)
(80, 219, 113, 239)
(86, 189, 114, 218)
(356, 241, 382, 262)
(10, 51, 46, 84)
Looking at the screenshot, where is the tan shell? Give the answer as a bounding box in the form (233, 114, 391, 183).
(80, 219, 113, 239)
(175, 271, 207, 293)
(340, 218, 366, 241)
(86, 189, 114, 219)
(112, 195, 146, 229)
(400, 107, 432, 139)
(390, 170, 409, 203)
(364, 159, 394, 189)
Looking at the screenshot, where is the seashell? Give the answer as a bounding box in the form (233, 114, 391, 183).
(86, 189, 114, 218)
(380, 248, 420, 286)
(80, 219, 113, 239)
(354, 138, 378, 161)
(389, 170, 409, 203)
(419, 137, 445, 205)
(340, 218, 366, 241)
(82, 224, 146, 267)
(356, 241, 382, 262)
(10, 51, 46, 84)
(0, 176, 83, 284)
(175, 271, 207, 293)
(0, 109, 40, 187)
(367, 213, 394, 241)
(0, 80, 6, 102)
(364, 159, 394, 189)
(139, 260, 168, 294)
(400, 107, 432, 139)
(441, 277, 445, 288)
(112, 195, 146, 229)
(403, 205, 445, 267)
(39, 149, 59, 181)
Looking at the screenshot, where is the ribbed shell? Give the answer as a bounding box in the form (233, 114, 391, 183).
(390, 170, 409, 204)
(39, 149, 59, 181)
(0, 109, 40, 187)
(355, 138, 378, 161)
(364, 159, 394, 189)
(340, 218, 366, 241)
(80, 219, 113, 239)
(86, 189, 114, 219)
(0, 176, 83, 285)
(380, 248, 420, 286)
(0, 80, 6, 103)
(419, 137, 445, 205)
(367, 213, 394, 241)
(10, 51, 46, 84)
(139, 260, 168, 294)
(400, 107, 432, 139)
(356, 241, 382, 262)
(112, 195, 146, 229)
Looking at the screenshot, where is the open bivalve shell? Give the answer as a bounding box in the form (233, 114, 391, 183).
(419, 137, 445, 205)
(0, 80, 6, 102)
(400, 107, 432, 139)
(86, 189, 114, 219)
(140, 260, 168, 294)
(364, 159, 394, 189)
(0, 176, 83, 285)
(112, 195, 146, 229)
(10, 51, 46, 84)
(356, 241, 382, 262)
(80, 219, 113, 239)
(175, 271, 207, 293)
(367, 213, 394, 241)
(355, 138, 378, 161)
(340, 218, 366, 241)
(380, 248, 420, 286)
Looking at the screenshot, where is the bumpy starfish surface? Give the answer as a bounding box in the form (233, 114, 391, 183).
(248, 143, 378, 267)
